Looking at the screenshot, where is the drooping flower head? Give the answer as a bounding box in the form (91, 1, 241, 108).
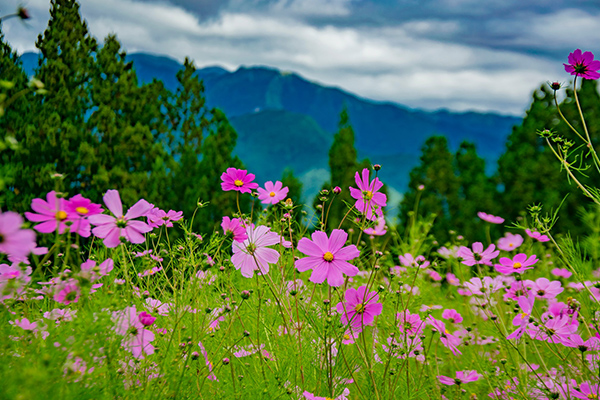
(477, 212, 504, 224)
(564, 49, 600, 80)
(295, 229, 360, 287)
(349, 168, 387, 220)
(220, 168, 259, 194)
(336, 286, 383, 329)
(88, 190, 153, 248)
(525, 229, 550, 243)
(231, 225, 281, 278)
(25, 191, 69, 234)
(257, 181, 289, 205)
(221, 216, 248, 242)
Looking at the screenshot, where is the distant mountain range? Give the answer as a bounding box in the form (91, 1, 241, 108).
(19, 52, 522, 213)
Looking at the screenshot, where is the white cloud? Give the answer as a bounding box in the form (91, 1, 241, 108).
(1, 0, 585, 115)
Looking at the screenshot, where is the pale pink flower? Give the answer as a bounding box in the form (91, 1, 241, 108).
(54, 282, 80, 305)
(113, 306, 155, 358)
(526, 277, 563, 299)
(349, 168, 386, 220)
(303, 388, 350, 400)
(0, 211, 36, 261)
(477, 212, 504, 224)
(438, 370, 481, 385)
(458, 242, 499, 266)
(426, 316, 461, 356)
(295, 229, 360, 287)
(363, 215, 387, 236)
(442, 309, 463, 324)
(497, 232, 523, 251)
(257, 181, 289, 205)
(525, 229, 550, 242)
(146, 207, 183, 228)
(399, 253, 430, 269)
(551, 268, 572, 279)
(221, 216, 248, 242)
(231, 225, 281, 278)
(88, 190, 153, 248)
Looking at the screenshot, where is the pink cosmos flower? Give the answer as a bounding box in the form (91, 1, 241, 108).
(533, 315, 578, 344)
(198, 341, 218, 381)
(303, 388, 350, 400)
(571, 382, 600, 399)
(295, 229, 360, 287)
(497, 233, 523, 252)
(525, 229, 550, 242)
(64, 194, 103, 237)
(336, 286, 383, 329)
(463, 276, 504, 296)
(442, 309, 463, 324)
(146, 207, 183, 228)
(399, 253, 430, 269)
(24, 191, 69, 234)
(113, 306, 155, 359)
(221, 216, 248, 242)
(551, 268, 572, 279)
(477, 212, 504, 224)
(494, 253, 538, 275)
(397, 310, 424, 337)
(564, 49, 600, 80)
(458, 242, 499, 266)
(507, 294, 535, 340)
(0, 211, 36, 260)
(438, 370, 481, 386)
(563, 334, 600, 352)
(257, 181, 289, 205)
(231, 225, 281, 278)
(349, 168, 387, 221)
(145, 298, 171, 316)
(0, 263, 32, 302)
(44, 308, 77, 324)
(526, 277, 563, 299)
(220, 168, 259, 193)
(363, 215, 387, 236)
(446, 273, 460, 286)
(54, 282, 80, 305)
(88, 190, 153, 248)
(426, 316, 461, 356)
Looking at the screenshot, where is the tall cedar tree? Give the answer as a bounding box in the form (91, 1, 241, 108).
(4, 0, 98, 212)
(316, 108, 370, 230)
(167, 58, 208, 223)
(399, 136, 459, 244)
(196, 109, 247, 233)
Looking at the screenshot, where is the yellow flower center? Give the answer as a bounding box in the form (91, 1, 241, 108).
(234, 179, 244, 187)
(323, 252, 334, 262)
(75, 206, 89, 215)
(444, 329, 450, 335)
(55, 210, 68, 221)
(363, 190, 373, 200)
(513, 262, 522, 269)
(509, 243, 514, 247)
(520, 312, 528, 319)
(588, 395, 598, 399)
(269, 192, 276, 197)
(354, 303, 364, 313)
(343, 334, 350, 340)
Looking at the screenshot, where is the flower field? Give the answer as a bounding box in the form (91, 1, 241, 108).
(3, 4, 600, 397)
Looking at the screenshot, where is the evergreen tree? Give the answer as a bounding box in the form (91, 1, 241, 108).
(196, 109, 246, 233)
(453, 141, 498, 241)
(167, 58, 208, 219)
(317, 108, 370, 230)
(398, 136, 459, 243)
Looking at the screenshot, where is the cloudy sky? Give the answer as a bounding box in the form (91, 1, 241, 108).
(2, 0, 599, 115)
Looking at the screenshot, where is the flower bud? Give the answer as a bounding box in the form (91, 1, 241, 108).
(138, 311, 156, 326)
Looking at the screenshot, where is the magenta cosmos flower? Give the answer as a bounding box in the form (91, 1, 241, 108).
(564, 49, 600, 80)
(257, 181, 289, 205)
(146, 207, 183, 228)
(231, 225, 281, 278)
(477, 212, 504, 224)
(437, 370, 481, 386)
(24, 191, 69, 234)
(525, 229, 550, 242)
(494, 253, 538, 275)
(497, 232, 523, 252)
(458, 242, 499, 266)
(220, 168, 259, 194)
(336, 285, 383, 329)
(572, 382, 600, 399)
(64, 194, 103, 237)
(349, 168, 387, 220)
(507, 294, 535, 340)
(0, 211, 36, 260)
(88, 190, 153, 248)
(295, 229, 360, 287)
(221, 216, 248, 242)
(113, 305, 155, 359)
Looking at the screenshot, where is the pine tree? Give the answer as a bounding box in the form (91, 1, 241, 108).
(398, 136, 459, 243)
